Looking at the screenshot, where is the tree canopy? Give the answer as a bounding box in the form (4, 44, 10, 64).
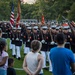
(0, 0, 75, 21)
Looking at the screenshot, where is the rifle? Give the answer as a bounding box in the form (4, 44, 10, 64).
(38, 24, 44, 40)
(48, 24, 55, 44)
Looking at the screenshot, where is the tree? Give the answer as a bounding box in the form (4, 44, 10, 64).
(0, 0, 18, 20)
(68, 2, 75, 21)
(0, 0, 75, 21)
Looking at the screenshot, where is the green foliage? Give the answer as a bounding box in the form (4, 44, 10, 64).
(0, 0, 18, 20)
(0, 1, 10, 20)
(68, 2, 75, 21)
(21, 0, 75, 21)
(0, 0, 75, 21)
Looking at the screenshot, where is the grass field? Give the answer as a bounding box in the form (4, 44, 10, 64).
(7, 39, 52, 75)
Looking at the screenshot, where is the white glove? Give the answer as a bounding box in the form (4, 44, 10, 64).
(28, 39, 30, 42)
(41, 40, 45, 43)
(16, 38, 19, 40)
(51, 41, 55, 45)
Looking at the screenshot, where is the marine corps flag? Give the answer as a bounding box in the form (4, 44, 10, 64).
(41, 14, 45, 25)
(16, 0, 21, 28)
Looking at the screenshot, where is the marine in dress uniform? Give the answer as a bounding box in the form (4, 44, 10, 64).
(56, 26, 60, 34)
(15, 27, 22, 60)
(40, 26, 51, 68)
(9, 28, 13, 50)
(48, 25, 57, 72)
(32, 26, 42, 41)
(22, 27, 28, 54)
(63, 26, 71, 49)
(11, 27, 16, 58)
(7, 23, 12, 50)
(24, 26, 33, 54)
(51, 25, 57, 41)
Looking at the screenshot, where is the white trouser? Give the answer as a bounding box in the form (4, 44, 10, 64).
(12, 44, 16, 55)
(16, 46, 21, 58)
(9, 40, 12, 49)
(24, 47, 30, 54)
(41, 51, 46, 68)
(48, 52, 52, 72)
(24, 43, 26, 54)
(46, 51, 50, 62)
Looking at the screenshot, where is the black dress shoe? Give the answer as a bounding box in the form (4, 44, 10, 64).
(46, 61, 49, 63)
(12, 55, 16, 58)
(18, 57, 21, 60)
(24, 53, 26, 55)
(43, 67, 49, 70)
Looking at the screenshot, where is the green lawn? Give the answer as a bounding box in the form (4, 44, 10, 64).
(7, 39, 52, 75)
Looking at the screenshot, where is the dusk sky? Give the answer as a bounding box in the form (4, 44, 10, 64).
(23, 0, 35, 4)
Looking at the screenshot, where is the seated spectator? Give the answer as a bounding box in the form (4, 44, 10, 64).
(7, 58, 16, 75)
(23, 40, 44, 75)
(50, 33, 75, 75)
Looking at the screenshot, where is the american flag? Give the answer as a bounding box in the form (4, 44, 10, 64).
(10, 2, 14, 27)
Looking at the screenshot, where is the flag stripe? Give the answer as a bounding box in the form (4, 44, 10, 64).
(10, 2, 14, 27)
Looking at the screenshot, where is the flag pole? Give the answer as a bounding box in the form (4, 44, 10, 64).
(16, 0, 21, 28)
